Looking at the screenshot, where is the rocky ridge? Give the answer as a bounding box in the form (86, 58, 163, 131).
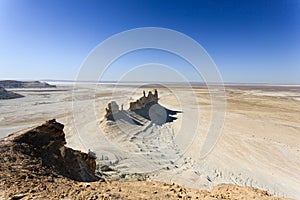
(0, 87, 24, 99)
(0, 119, 97, 182)
(0, 80, 56, 88)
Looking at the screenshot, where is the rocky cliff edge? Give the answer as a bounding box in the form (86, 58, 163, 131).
(0, 119, 98, 182)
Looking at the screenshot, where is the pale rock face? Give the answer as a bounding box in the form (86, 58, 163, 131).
(105, 101, 120, 120)
(103, 89, 179, 125)
(104, 89, 159, 120)
(129, 89, 158, 110)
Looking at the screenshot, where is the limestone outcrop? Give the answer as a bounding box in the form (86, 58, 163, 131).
(129, 89, 158, 110)
(104, 89, 180, 125)
(104, 89, 159, 121)
(1, 119, 98, 182)
(104, 101, 120, 120)
(0, 80, 56, 88)
(0, 86, 24, 99)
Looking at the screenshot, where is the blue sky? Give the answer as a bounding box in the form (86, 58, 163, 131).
(0, 0, 299, 83)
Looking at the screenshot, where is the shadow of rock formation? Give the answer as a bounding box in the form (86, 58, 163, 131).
(104, 89, 181, 125)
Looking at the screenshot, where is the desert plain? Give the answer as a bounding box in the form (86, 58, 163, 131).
(0, 82, 300, 199)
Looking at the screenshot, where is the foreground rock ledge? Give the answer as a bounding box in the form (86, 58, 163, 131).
(0, 119, 98, 182)
(0, 120, 290, 199)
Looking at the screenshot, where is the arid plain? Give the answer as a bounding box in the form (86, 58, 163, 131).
(1, 83, 300, 199)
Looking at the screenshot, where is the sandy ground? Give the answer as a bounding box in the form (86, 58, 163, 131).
(0, 83, 299, 199)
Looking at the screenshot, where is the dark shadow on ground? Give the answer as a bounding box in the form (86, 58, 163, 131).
(106, 102, 182, 126)
(130, 102, 182, 125)
(106, 111, 143, 126)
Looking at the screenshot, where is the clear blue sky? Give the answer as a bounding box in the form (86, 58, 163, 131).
(0, 0, 299, 83)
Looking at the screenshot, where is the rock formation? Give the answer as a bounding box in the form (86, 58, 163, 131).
(104, 89, 160, 121)
(1, 119, 98, 182)
(0, 80, 56, 88)
(0, 86, 24, 99)
(104, 89, 180, 125)
(129, 89, 158, 110)
(104, 101, 120, 120)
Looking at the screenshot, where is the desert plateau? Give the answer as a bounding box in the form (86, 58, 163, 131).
(1, 82, 299, 199)
(1, 0, 299, 199)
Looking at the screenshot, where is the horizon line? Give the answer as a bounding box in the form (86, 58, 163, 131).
(1, 79, 300, 86)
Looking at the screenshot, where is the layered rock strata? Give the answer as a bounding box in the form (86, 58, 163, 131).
(0, 87, 24, 99)
(0, 80, 56, 88)
(0, 119, 98, 182)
